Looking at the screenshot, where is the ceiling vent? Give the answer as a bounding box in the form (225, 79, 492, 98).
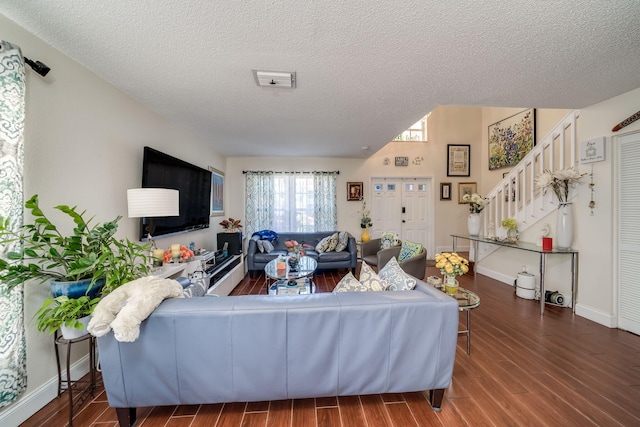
(253, 70, 296, 88)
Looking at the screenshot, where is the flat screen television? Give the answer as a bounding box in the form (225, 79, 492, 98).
(140, 146, 212, 240)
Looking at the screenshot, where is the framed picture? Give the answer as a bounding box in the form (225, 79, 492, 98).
(347, 182, 363, 201)
(458, 182, 477, 204)
(488, 108, 536, 170)
(447, 144, 470, 177)
(395, 156, 409, 166)
(440, 182, 452, 200)
(209, 167, 224, 216)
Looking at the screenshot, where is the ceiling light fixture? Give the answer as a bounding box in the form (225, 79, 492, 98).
(252, 69, 296, 88)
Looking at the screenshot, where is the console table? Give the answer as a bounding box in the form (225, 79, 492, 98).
(451, 234, 578, 315)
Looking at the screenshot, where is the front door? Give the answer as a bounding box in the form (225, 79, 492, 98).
(370, 178, 434, 258)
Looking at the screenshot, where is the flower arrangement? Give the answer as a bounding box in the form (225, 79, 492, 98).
(501, 218, 518, 230)
(462, 193, 488, 214)
(534, 167, 585, 203)
(284, 240, 311, 258)
(162, 246, 194, 263)
(358, 201, 373, 229)
(435, 252, 469, 277)
(219, 217, 242, 230)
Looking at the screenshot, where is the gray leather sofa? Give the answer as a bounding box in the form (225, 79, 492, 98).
(97, 280, 459, 426)
(246, 232, 357, 277)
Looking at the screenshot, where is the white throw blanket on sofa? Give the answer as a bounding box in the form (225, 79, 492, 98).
(88, 276, 184, 342)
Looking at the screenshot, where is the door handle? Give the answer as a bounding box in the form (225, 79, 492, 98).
(402, 207, 406, 213)
(402, 220, 406, 223)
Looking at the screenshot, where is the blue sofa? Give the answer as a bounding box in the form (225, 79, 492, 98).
(97, 280, 459, 426)
(246, 231, 357, 277)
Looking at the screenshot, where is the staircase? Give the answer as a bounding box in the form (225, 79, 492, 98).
(475, 110, 580, 261)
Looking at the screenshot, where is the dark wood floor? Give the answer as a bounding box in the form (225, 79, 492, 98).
(22, 264, 640, 426)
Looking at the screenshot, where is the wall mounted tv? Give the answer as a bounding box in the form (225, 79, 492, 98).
(140, 146, 212, 240)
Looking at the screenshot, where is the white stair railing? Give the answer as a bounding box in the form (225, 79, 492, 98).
(476, 110, 580, 261)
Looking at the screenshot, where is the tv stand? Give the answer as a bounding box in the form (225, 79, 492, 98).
(206, 254, 244, 296)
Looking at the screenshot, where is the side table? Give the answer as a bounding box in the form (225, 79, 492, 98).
(54, 332, 98, 426)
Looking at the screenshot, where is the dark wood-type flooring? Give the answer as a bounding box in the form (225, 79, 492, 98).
(22, 262, 640, 426)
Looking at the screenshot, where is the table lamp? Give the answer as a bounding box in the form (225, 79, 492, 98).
(127, 188, 179, 249)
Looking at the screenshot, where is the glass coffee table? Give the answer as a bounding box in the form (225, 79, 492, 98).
(264, 255, 317, 289)
(432, 281, 480, 354)
(268, 277, 316, 296)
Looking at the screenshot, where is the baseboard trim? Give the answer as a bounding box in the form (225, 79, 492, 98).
(575, 304, 617, 328)
(477, 266, 616, 329)
(0, 354, 90, 426)
(474, 266, 515, 286)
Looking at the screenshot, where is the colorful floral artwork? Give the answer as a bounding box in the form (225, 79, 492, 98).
(488, 109, 535, 170)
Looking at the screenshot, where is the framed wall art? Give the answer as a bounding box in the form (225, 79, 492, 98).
(209, 167, 224, 216)
(440, 182, 452, 200)
(458, 182, 477, 204)
(488, 108, 536, 170)
(347, 182, 363, 201)
(447, 144, 470, 177)
(395, 156, 409, 166)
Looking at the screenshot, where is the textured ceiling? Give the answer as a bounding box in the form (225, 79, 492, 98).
(2, 1, 640, 158)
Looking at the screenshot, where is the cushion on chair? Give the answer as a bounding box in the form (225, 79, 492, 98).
(380, 233, 399, 249)
(398, 240, 423, 262)
(327, 232, 339, 251)
(262, 240, 275, 253)
(378, 257, 417, 291)
(315, 235, 332, 253)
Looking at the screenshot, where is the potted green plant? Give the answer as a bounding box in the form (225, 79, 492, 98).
(0, 194, 150, 297)
(34, 295, 99, 339)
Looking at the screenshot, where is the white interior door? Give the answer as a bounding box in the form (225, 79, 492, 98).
(371, 179, 402, 239)
(618, 131, 640, 335)
(371, 177, 434, 258)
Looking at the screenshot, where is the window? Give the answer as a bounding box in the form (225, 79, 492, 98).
(245, 171, 337, 236)
(393, 112, 430, 142)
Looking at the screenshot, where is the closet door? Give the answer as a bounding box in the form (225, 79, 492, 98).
(618, 131, 640, 334)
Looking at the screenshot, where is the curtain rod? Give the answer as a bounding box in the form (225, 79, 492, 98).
(242, 170, 339, 174)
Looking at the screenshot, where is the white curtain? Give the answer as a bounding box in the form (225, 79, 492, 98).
(313, 172, 337, 231)
(244, 172, 274, 238)
(0, 40, 27, 407)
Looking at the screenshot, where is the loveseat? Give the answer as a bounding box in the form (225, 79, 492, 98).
(246, 231, 357, 277)
(97, 279, 459, 426)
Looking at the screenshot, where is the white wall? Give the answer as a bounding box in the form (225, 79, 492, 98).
(1, 14, 225, 425)
(477, 88, 640, 328)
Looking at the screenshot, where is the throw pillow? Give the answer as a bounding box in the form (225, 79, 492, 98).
(398, 240, 423, 262)
(334, 231, 349, 252)
(256, 239, 265, 253)
(327, 232, 339, 251)
(358, 262, 389, 291)
(315, 235, 332, 253)
(333, 272, 369, 292)
(380, 232, 399, 250)
(378, 257, 417, 291)
(262, 240, 275, 253)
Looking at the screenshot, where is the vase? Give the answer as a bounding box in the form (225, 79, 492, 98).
(361, 227, 370, 242)
(556, 203, 573, 249)
(444, 275, 459, 296)
(467, 213, 481, 236)
(506, 228, 519, 243)
(60, 315, 91, 340)
(288, 255, 299, 272)
(50, 278, 104, 299)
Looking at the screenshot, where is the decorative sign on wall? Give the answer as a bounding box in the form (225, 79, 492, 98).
(580, 137, 606, 164)
(395, 156, 409, 166)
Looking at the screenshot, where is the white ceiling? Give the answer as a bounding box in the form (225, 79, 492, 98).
(2, 1, 640, 158)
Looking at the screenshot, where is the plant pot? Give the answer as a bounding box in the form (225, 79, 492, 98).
(50, 278, 104, 299)
(467, 213, 481, 236)
(288, 255, 299, 272)
(361, 227, 370, 242)
(444, 275, 459, 296)
(60, 315, 91, 340)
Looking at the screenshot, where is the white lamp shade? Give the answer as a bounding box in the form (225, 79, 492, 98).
(127, 188, 179, 218)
